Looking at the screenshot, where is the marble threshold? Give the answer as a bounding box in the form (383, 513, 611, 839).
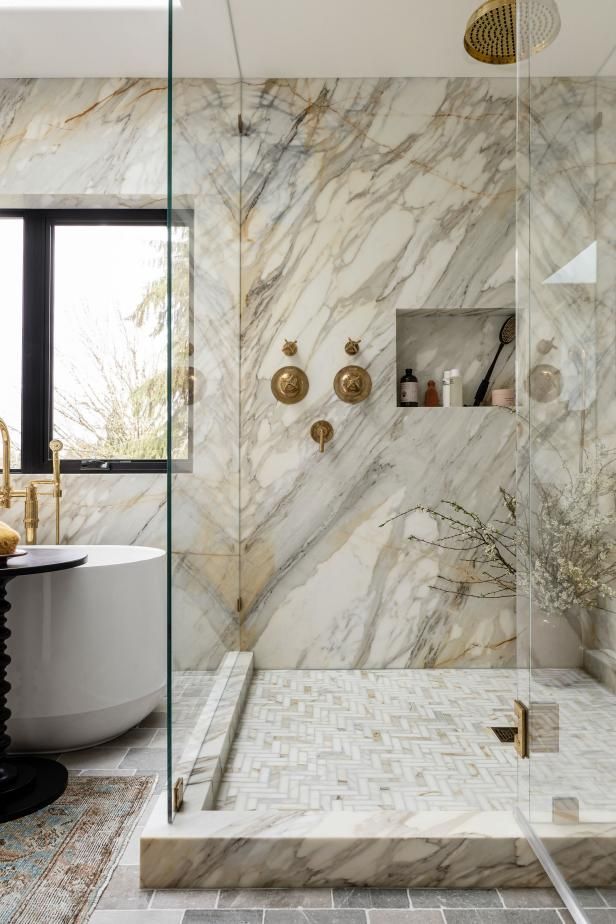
(172, 651, 253, 815)
(141, 655, 616, 890)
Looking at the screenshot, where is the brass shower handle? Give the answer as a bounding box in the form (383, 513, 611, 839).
(333, 365, 372, 404)
(310, 420, 334, 453)
(271, 366, 309, 404)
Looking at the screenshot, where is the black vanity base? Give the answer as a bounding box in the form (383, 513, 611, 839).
(0, 555, 88, 822)
(0, 756, 68, 822)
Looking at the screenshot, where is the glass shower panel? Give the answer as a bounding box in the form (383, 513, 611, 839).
(518, 0, 616, 909)
(167, 0, 241, 819)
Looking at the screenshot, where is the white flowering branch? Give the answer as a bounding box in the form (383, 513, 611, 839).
(381, 452, 616, 613)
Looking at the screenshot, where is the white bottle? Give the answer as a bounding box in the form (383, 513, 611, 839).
(442, 370, 451, 408)
(449, 368, 463, 407)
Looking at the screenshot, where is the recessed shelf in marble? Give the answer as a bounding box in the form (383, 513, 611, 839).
(396, 308, 515, 409)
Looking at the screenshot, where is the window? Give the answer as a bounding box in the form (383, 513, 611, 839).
(0, 217, 24, 469)
(0, 210, 192, 474)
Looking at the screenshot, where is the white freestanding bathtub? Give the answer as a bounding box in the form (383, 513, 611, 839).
(6, 545, 166, 753)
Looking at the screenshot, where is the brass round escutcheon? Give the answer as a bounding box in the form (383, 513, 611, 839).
(271, 366, 309, 404)
(333, 365, 372, 404)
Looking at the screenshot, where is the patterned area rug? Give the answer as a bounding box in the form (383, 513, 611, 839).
(0, 775, 155, 924)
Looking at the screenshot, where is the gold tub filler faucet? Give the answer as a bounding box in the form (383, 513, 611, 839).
(0, 418, 63, 545)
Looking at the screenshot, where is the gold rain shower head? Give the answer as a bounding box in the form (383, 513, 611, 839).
(464, 0, 561, 65)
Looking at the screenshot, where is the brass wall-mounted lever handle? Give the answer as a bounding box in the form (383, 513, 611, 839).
(310, 420, 334, 453)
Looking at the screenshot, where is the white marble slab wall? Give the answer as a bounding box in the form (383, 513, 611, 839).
(592, 76, 616, 656)
(517, 77, 599, 671)
(0, 77, 241, 670)
(239, 78, 518, 668)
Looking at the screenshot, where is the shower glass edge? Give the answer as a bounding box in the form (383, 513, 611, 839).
(166, 0, 243, 822)
(166, 0, 173, 824)
(516, 2, 613, 918)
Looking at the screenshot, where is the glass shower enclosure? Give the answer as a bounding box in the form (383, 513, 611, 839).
(516, 1, 616, 918)
(164, 0, 616, 909)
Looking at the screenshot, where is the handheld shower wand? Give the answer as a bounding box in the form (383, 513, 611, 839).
(473, 315, 515, 407)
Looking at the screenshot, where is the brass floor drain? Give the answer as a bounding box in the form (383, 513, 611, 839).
(490, 726, 516, 743)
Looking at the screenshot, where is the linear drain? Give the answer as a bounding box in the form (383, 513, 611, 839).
(491, 726, 516, 743)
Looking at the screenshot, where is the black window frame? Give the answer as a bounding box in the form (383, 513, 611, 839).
(2, 208, 193, 475)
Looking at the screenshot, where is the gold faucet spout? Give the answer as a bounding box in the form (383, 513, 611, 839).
(0, 420, 63, 544)
(0, 417, 12, 509)
(24, 483, 39, 545)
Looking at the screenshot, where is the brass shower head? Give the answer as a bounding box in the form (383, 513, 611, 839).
(464, 0, 561, 65)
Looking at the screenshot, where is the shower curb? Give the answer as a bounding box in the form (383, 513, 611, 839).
(144, 661, 616, 888)
(141, 803, 560, 888)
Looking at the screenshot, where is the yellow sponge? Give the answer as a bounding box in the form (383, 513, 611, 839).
(0, 521, 20, 556)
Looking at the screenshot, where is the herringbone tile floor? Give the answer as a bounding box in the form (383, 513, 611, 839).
(216, 667, 616, 815)
(216, 668, 519, 811)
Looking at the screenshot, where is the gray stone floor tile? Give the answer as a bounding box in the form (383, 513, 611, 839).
(265, 913, 367, 924)
(369, 913, 445, 923)
(97, 866, 152, 911)
(58, 747, 128, 770)
(79, 768, 138, 777)
(498, 892, 562, 909)
(582, 913, 616, 924)
(442, 912, 563, 923)
(90, 913, 183, 924)
(410, 893, 502, 910)
(108, 727, 158, 748)
(571, 890, 606, 908)
(150, 890, 219, 909)
(138, 712, 167, 729)
(219, 889, 332, 908)
(334, 890, 409, 908)
(119, 748, 167, 791)
(184, 914, 263, 924)
(598, 890, 616, 908)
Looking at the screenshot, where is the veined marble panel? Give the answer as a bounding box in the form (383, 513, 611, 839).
(239, 77, 517, 668)
(0, 77, 241, 670)
(141, 801, 550, 889)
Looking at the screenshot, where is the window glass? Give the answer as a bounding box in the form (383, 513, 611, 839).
(53, 223, 189, 461)
(0, 218, 24, 469)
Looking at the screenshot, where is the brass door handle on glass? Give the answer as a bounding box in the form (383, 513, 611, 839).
(310, 420, 333, 453)
(333, 365, 372, 404)
(271, 366, 309, 404)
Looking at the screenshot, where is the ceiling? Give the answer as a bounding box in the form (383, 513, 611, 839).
(0, 0, 615, 78)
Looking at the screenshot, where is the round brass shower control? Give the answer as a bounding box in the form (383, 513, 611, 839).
(333, 365, 372, 404)
(271, 366, 309, 404)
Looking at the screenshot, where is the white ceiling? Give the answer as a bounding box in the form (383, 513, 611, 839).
(0, 0, 615, 78)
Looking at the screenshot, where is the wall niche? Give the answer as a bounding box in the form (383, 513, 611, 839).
(395, 308, 515, 408)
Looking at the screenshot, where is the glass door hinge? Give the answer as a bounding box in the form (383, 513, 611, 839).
(173, 776, 185, 811)
(514, 699, 529, 759)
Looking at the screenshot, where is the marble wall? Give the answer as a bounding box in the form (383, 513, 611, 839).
(240, 78, 518, 668)
(1, 75, 522, 670)
(0, 77, 241, 671)
(516, 77, 616, 671)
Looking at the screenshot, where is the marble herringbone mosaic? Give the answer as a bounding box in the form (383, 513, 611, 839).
(215, 668, 616, 815)
(215, 669, 520, 812)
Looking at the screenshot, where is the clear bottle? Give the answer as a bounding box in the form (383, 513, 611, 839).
(399, 368, 419, 407)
